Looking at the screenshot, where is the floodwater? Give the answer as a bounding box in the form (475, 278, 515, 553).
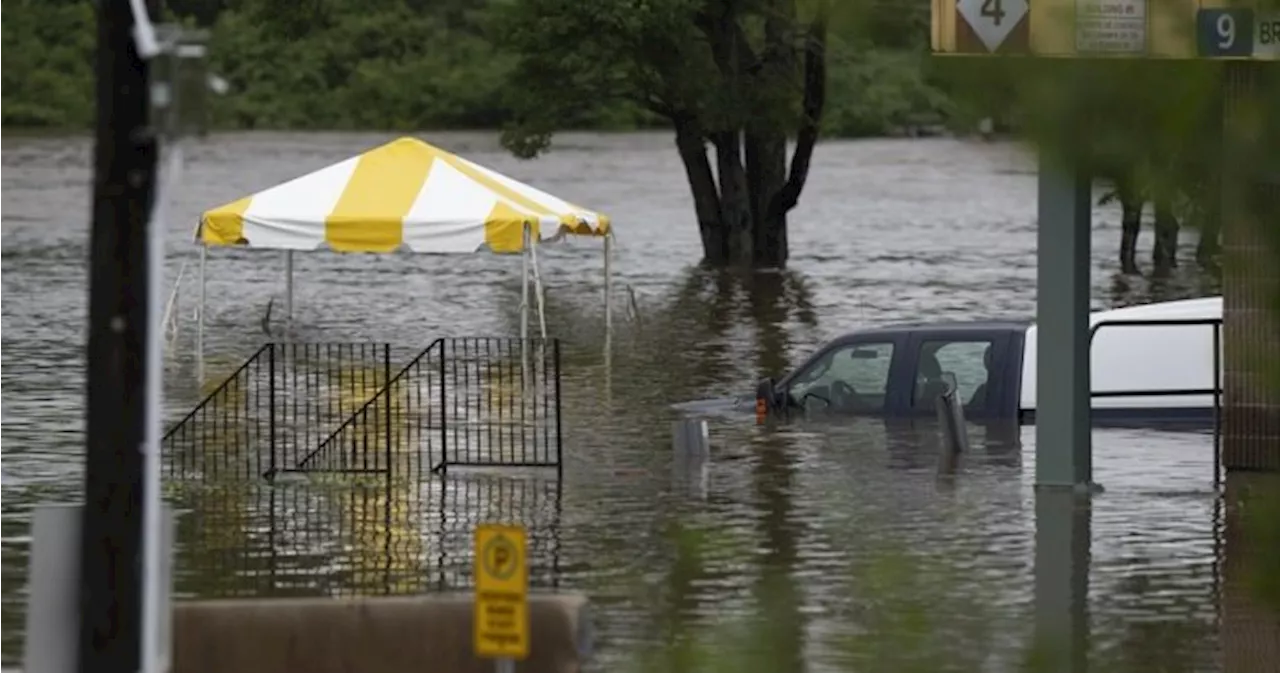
(0, 132, 1236, 671)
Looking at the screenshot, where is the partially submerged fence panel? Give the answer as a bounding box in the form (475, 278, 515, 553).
(163, 343, 391, 481)
(164, 338, 564, 482)
(293, 337, 563, 478)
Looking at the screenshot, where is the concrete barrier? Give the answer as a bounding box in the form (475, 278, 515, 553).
(172, 594, 591, 673)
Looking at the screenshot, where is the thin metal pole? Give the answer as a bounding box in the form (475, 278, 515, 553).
(1213, 322, 1222, 487)
(197, 244, 206, 382)
(554, 339, 563, 477)
(142, 133, 184, 673)
(284, 249, 294, 337)
(79, 0, 159, 669)
(521, 223, 531, 403)
(604, 234, 613, 359)
(383, 344, 392, 475)
(268, 345, 277, 478)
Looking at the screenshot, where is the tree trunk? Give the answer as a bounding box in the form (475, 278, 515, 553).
(1152, 198, 1179, 275)
(1196, 215, 1221, 268)
(1118, 177, 1142, 275)
(673, 116, 727, 265)
(677, 4, 826, 269)
(746, 130, 789, 268)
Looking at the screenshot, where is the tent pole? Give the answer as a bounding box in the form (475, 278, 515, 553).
(521, 223, 530, 398)
(604, 234, 613, 364)
(197, 245, 206, 383)
(531, 233, 548, 342)
(530, 231, 548, 388)
(284, 250, 294, 338)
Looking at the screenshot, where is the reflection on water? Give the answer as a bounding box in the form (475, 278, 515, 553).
(1, 132, 1256, 671)
(169, 474, 563, 600)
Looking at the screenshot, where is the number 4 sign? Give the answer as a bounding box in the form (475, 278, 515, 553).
(957, 0, 1031, 52)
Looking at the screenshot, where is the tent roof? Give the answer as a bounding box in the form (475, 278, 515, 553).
(196, 136, 611, 254)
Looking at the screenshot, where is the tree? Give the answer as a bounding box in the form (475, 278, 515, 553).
(495, 0, 830, 269)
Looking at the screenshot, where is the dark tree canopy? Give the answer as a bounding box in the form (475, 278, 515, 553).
(497, 0, 833, 269)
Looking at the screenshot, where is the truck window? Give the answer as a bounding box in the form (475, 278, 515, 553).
(788, 341, 895, 414)
(913, 339, 995, 410)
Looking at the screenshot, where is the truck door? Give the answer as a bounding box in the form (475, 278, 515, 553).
(900, 330, 1014, 420)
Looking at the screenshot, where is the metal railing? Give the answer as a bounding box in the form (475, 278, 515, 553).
(288, 337, 564, 479)
(162, 343, 392, 481)
(1088, 317, 1224, 478)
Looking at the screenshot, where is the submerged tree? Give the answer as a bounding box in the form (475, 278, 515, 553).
(496, 0, 830, 269)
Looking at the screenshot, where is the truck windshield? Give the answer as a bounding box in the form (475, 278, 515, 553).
(788, 341, 895, 414)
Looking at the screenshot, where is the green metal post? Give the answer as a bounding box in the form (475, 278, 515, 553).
(1035, 155, 1094, 489)
(1032, 488, 1092, 671)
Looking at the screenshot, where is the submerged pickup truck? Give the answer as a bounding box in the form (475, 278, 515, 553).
(682, 297, 1224, 428)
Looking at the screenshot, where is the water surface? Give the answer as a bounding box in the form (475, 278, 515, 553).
(1, 132, 1225, 671)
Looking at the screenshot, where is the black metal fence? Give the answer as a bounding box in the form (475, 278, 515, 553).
(290, 337, 563, 478)
(163, 338, 563, 482)
(169, 474, 564, 599)
(163, 343, 392, 481)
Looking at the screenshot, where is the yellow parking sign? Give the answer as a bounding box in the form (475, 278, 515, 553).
(474, 524, 529, 660)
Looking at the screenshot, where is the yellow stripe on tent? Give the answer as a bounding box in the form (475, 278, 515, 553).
(325, 138, 435, 253)
(200, 195, 252, 245)
(439, 154, 571, 230)
(483, 201, 540, 253)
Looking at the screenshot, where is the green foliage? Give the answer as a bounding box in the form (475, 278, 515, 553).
(824, 49, 953, 137)
(2, 1, 96, 129)
(3, 0, 968, 137)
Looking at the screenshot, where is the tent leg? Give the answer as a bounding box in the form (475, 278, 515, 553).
(521, 223, 530, 399)
(284, 250, 294, 338)
(604, 234, 613, 363)
(530, 235, 548, 342)
(530, 233, 549, 389)
(197, 245, 206, 383)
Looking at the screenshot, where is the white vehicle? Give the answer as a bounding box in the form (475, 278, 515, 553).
(706, 296, 1224, 427)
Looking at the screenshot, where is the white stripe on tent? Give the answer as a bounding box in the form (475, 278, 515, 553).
(402, 160, 501, 253)
(455, 156, 579, 217)
(240, 157, 360, 249)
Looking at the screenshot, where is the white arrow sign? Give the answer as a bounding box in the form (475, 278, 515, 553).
(957, 0, 1030, 52)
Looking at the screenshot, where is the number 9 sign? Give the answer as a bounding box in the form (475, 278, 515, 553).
(1198, 8, 1254, 57)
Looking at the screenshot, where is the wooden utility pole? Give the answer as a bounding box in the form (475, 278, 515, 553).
(78, 0, 160, 670)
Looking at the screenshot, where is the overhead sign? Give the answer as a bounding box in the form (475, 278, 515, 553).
(1258, 13, 1280, 58)
(956, 0, 1031, 52)
(1198, 8, 1280, 58)
(1076, 0, 1148, 54)
(1198, 8, 1256, 56)
(474, 524, 529, 660)
(933, 0, 1280, 59)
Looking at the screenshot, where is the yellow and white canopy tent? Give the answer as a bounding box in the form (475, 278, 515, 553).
(191, 136, 614, 376)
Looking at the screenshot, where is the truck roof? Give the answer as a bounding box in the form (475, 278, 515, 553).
(837, 319, 1032, 339)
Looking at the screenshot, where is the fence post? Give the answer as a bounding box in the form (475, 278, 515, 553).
(383, 344, 392, 476)
(438, 341, 448, 472)
(554, 339, 563, 476)
(268, 344, 277, 480)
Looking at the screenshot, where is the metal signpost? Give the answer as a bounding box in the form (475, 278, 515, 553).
(474, 524, 530, 672)
(932, 2, 1274, 667)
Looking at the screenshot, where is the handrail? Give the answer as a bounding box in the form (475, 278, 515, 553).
(162, 342, 272, 441)
(1087, 316, 1224, 477)
(294, 338, 444, 469)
